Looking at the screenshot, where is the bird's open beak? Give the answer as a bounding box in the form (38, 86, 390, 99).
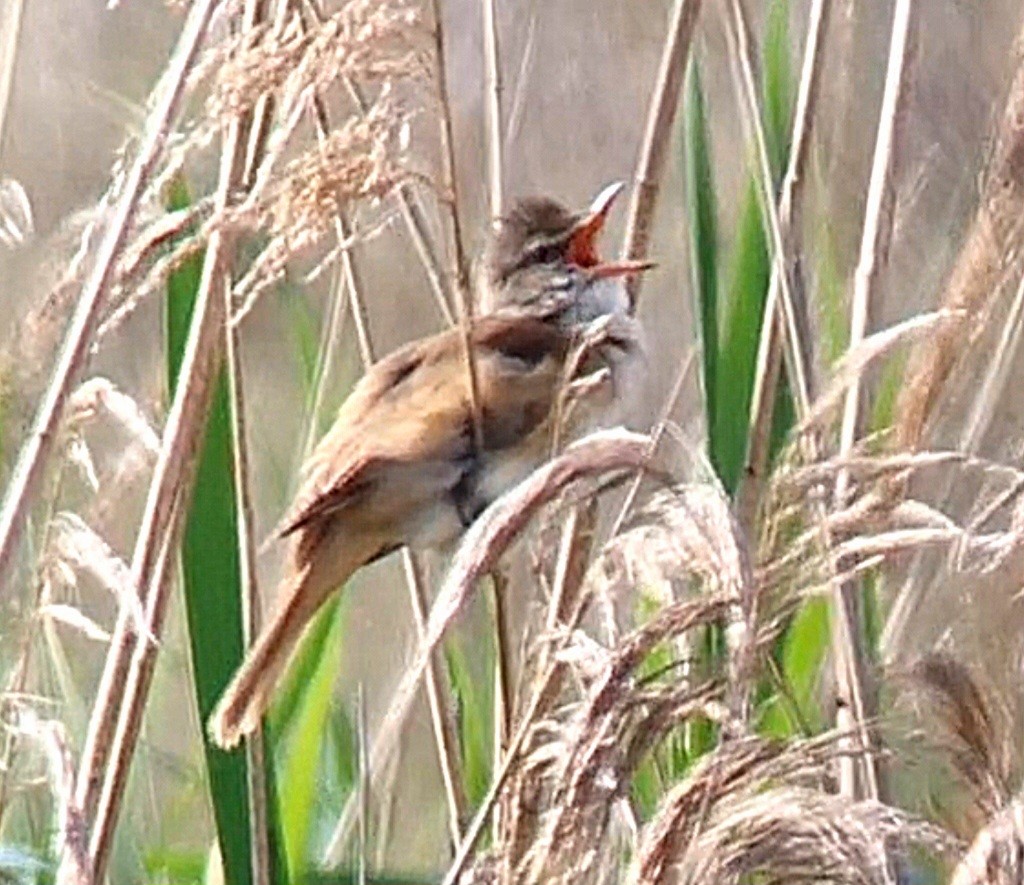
(566, 181, 655, 278)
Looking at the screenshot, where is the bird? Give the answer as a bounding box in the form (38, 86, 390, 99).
(207, 182, 653, 749)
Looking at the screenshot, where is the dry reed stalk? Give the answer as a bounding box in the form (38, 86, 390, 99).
(402, 550, 469, 845)
(620, 0, 704, 310)
(300, 226, 354, 458)
(427, 0, 482, 455)
(0, 0, 223, 593)
(83, 497, 179, 879)
(0, 0, 25, 164)
(894, 18, 1024, 461)
(489, 567, 513, 755)
(307, 89, 377, 364)
(721, 0, 880, 800)
(482, 0, 503, 221)
(396, 185, 456, 324)
(480, 0, 508, 758)
(356, 683, 369, 884)
(75, 29, 261, 879)
(829, 0, 915, 801)
(734, 0, 830, 537)
(721, 0, 814, 421)
(222, 2, 272, 880)
(613, 353, 695, 523)
(503, 0, 538, 151)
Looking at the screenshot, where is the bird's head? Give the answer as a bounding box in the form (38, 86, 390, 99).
(485, 182, 654, 299)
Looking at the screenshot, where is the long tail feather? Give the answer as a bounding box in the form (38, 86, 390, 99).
(207, 533, 374, 749)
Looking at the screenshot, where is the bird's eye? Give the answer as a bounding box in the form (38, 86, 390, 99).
(528, 243, 562, 266)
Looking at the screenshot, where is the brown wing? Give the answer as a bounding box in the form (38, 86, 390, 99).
(280, 313, 571, 540)
(279, 329, 462, 537)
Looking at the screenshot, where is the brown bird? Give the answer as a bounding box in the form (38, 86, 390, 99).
(208, 182, 652, 749)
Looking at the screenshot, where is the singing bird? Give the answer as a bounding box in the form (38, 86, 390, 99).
(208, 182, 652, 749)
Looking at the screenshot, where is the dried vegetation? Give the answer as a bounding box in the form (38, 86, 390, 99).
(1, 1, 1024, 884)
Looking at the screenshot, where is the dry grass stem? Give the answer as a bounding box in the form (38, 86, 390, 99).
(620, 0, 704, 310)
(0, 0, 26, 164)
(721, 0, 881, 803)
(722, 0, 814, 420)
(609, 348, 697, 542)
(402, 550, 468, 845)
(427, 0, 482, 457)
(482, 0, 503, 220)
(0, 0, 223, 592)
(301, 234, 354, 458)
(735, 0, 829, 535)
(829, 0, 915, 801)
(503, 0, 538, 150)
(222, 9, 271, 881)
(74, 15, 287, 869)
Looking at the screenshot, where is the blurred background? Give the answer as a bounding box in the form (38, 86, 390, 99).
(2, 0, 1024, 879)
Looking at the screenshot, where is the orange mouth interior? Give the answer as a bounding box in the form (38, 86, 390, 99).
(566, 212, 653, 278)
(565, 212, 607, 268)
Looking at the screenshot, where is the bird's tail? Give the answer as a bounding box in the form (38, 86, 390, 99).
(207, 533, 374, 750)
